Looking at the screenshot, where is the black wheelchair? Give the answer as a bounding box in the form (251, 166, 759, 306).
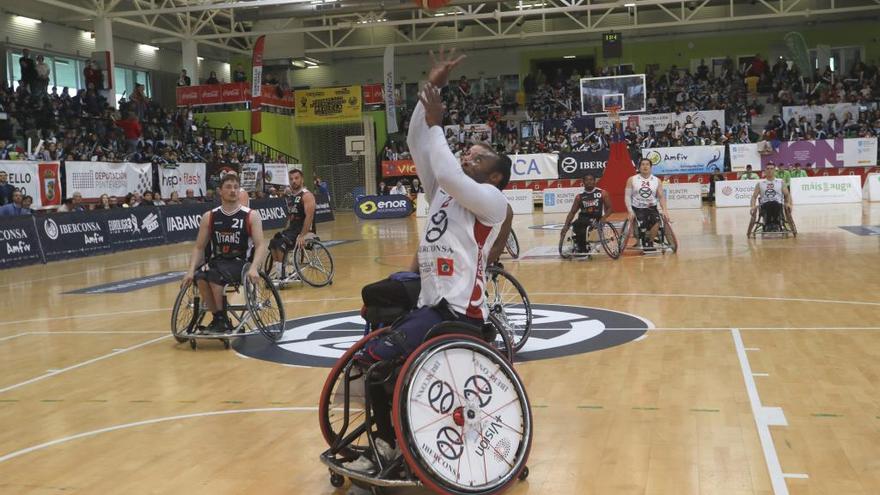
(318, 321, 532, 494)
(558, 219, 622, 260)
(263, 234, 335, 288)
(618, 213, 677, 256)
(503, 229, 520, 259)
(747, 203, 797, 238)
(170, 263, 285, 349)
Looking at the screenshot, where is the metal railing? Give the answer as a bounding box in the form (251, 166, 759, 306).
(251, 138, 299, 164)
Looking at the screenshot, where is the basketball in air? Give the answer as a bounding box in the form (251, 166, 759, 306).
(415, 0, 451, 10)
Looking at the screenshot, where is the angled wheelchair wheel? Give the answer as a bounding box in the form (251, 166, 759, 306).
(486, 265, 532, 354)
(294, 240, 335, 288)
(393, 334, 532, 495)
(662, 218, 678, 253)
(557, 232, 574, 260)
(785, 207, 797, 237)
(598, 221, 622, 259)
(244, 271, 286, 341)
(747, 211, 759, 238)
(171, 281, 203, 343)
(617, 219, 634, 259)
(505, 230, 520, 259)
(319, 328, 389, 458)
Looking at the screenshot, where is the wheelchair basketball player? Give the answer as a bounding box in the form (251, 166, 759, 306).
(749, 163, 792, 232)
(560, 173, 613, 253)
(624, 158, 669, 251)
(181, 174, 267, 333)
(268, 168, 316, 279)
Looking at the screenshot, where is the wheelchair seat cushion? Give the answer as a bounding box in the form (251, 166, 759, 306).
(361, 277, 421, 313)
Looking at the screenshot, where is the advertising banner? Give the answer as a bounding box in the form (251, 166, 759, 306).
(383, 46, 398, 133)
(102, 206, 165, 251)
(314, 191, 335, 223)
(263, 163, 291, 186)
(865, 173, 880, 202)
(0, 216, 43, 268)
(730, 138, 877, 170)
(161, 203, 212, 243)
(557, 150, 610, 179)
(664, 182, 703, 209)
(503, 189, 535, 214)
(382, 160, 416, 178)
(782, 103, 860, 123)
(596, 109, 726, 133)
(36, 212, 111, 261)
(641, 146, 725, 175)
(176, 83, 250, 107)
(510, 154, 559, 182)
(355, 194, 413, 219)
(250, 198, 288, 230)
(444, 123, 493, 144)
(715, 179, 760, 207)
(296, 85, 362, 124)
(65, 162, 153, 199)
(0, 161, 62, 209)
(790, 175, 862, 205)
(251, 35, 266, 134)
(363, 83, 383, 105)
(260, 85, 294, 109)
(541, 187, 583, 213)
(159, 163, 206, 199)
(240, 163, 261, 192)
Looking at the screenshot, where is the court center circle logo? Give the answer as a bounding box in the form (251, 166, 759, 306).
(234, 304, 652, 367)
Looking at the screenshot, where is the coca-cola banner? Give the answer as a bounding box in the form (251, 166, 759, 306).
(159, 163, 206, 199)
(36, 211, 111, 261)
(0, 215, 43, 268)
(363, 83, 383, 105)
(0, 161, 62, 209)
(730, 138, 878, 171)
(556, 150, 610, 179)
(65, 162, 153, 200)
(175, 83, 293, 108)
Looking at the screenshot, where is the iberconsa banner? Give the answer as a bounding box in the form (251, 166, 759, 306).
(640, 146, 725, 175)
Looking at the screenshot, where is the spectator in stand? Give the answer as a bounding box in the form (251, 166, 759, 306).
(377, 181, 388, 195)
(177, 69, 192, 87)
(739, 164, 760, 180)
(96, 194, 112, 210)
(778, 163, 793, 187)
(140, 191, 156, 206)
(19, 50, 37, 94)
(390, 180, 408, 195)
(57, 197, 74, 212)
(35, 55, 50, 95)
(708, 166, 726, 202)
(205, 71, 220, 85)
(114, 112, 142, 153)
(790, 162, 808, 180)
(84, 60, 103, 90)
(167, 191, 182, 205)
(0, 189, 28, 216)
(232, 64, 247, 83)
(0, 171, 15, 205)
(21, 195, 33, 214)
(182, 189, 199, 204)
(204, 189, 216, 202)
(411, 178, 424, 194)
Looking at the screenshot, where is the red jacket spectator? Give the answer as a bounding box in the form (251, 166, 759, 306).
(115, 117, 142, 140)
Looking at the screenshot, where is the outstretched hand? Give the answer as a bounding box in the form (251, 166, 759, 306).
(428, 47, 466, 88)
(419, 83, 445, 128)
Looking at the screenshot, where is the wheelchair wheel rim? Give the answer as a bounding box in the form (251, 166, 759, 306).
(295, 243, 334, 287)
(171, 282, 200, 337)
(485, 268, 532, 353)
(394, 336, 532, 494)
(558, 234, 573, 259)
(599, 222, 622, 259)
(246, 273, 286, 341)
(505, 230, 519, 259)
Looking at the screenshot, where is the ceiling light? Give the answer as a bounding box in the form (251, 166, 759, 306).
(197, 57, 204, 62)
(563, 55, 576, 59)
(140, 44, 159, 51)
(304, 60, 317, 66)
(14, 15, 42, 26)
(307, 65, 320, 69)
(624, 3, 635, 6)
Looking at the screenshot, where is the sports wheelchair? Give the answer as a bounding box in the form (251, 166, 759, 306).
(503, 230, 520, 259)
(170, 263, 285, 349)
(263, 234, 335, 288)
(747, 203, 797, 238)
(318, 320, 532, 495)
(618, 213, 677, 256)
(558, 219, 622, 260)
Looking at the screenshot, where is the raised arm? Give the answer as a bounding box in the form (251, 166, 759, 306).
(406, 101, 437, 199)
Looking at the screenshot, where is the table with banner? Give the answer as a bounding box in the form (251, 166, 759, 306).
(0, 197, 335, 269)
(789, 175, 863, 205)
(664, 182, 703, 209)
(714, 179, 760, 207)
(864, 173, 880, 202)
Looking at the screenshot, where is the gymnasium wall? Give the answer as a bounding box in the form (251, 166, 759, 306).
(201, 111, 304, 174)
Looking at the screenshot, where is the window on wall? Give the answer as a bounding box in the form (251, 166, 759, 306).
(809, 46, 864, 75)
(53, 58, 79, 92)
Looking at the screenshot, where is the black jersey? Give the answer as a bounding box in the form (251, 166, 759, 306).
(208, 205, 253, 261)
(283, 189, 315, 233)
(577, 187, 605, 218)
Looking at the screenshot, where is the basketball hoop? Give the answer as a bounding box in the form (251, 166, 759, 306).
(606, 105, 621, 125)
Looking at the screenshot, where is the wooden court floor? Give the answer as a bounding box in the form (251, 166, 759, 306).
(1, 202, 880, 494)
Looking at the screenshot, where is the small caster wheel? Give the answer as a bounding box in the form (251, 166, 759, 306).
(518, 466, 529, 481)
(189, 339, 197, 350)
(329, 280, 333, 285)
(174, 335, 187, 344)
(329, 472, 345, 488)
(222, 338, 230, 350)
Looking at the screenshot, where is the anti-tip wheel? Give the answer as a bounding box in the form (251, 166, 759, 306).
(519, 466, 530, 481)
(189, 339, 197, 350)
(329, 472, 345, 488)
(222, 339, 230, 350)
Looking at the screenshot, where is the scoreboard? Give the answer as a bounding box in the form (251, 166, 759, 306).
(603, 32, 622, 58)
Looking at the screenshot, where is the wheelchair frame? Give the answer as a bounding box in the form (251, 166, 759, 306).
(485, 264, 533, 355)
(617, 213, 678, 256)
(264, 235, 335, 288)
(747, 203, 797, 238)
(319, 323, 532, 495)
(503, 229, 520, 259)
(170, 263, 285, 349)
(558, 219, 622, 260)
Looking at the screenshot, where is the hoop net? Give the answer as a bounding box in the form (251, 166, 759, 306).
(606, 105, 621, 123)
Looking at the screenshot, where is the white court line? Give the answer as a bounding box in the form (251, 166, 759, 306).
(0, 407, 317, 465)
(0, 335, 169, 394)
(732, 328, 792, 495)
(0, 253, 188, 290)
(0, 333, 30, 342)
(532, 291, 880, 307)
(782, 473, 809, 479)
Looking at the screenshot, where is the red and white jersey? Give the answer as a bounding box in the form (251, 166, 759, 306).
(631, 174, 660, 208)
(417, 188, 503, 320)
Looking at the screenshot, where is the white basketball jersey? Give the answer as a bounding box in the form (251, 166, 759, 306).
(758, 178, 784, 204)
(631, 175, 660, 208)
(417, 188, 503, 320)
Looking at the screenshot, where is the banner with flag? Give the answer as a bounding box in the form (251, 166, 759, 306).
(251, 35, 266, 134)
(384, 46, 398, 134)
